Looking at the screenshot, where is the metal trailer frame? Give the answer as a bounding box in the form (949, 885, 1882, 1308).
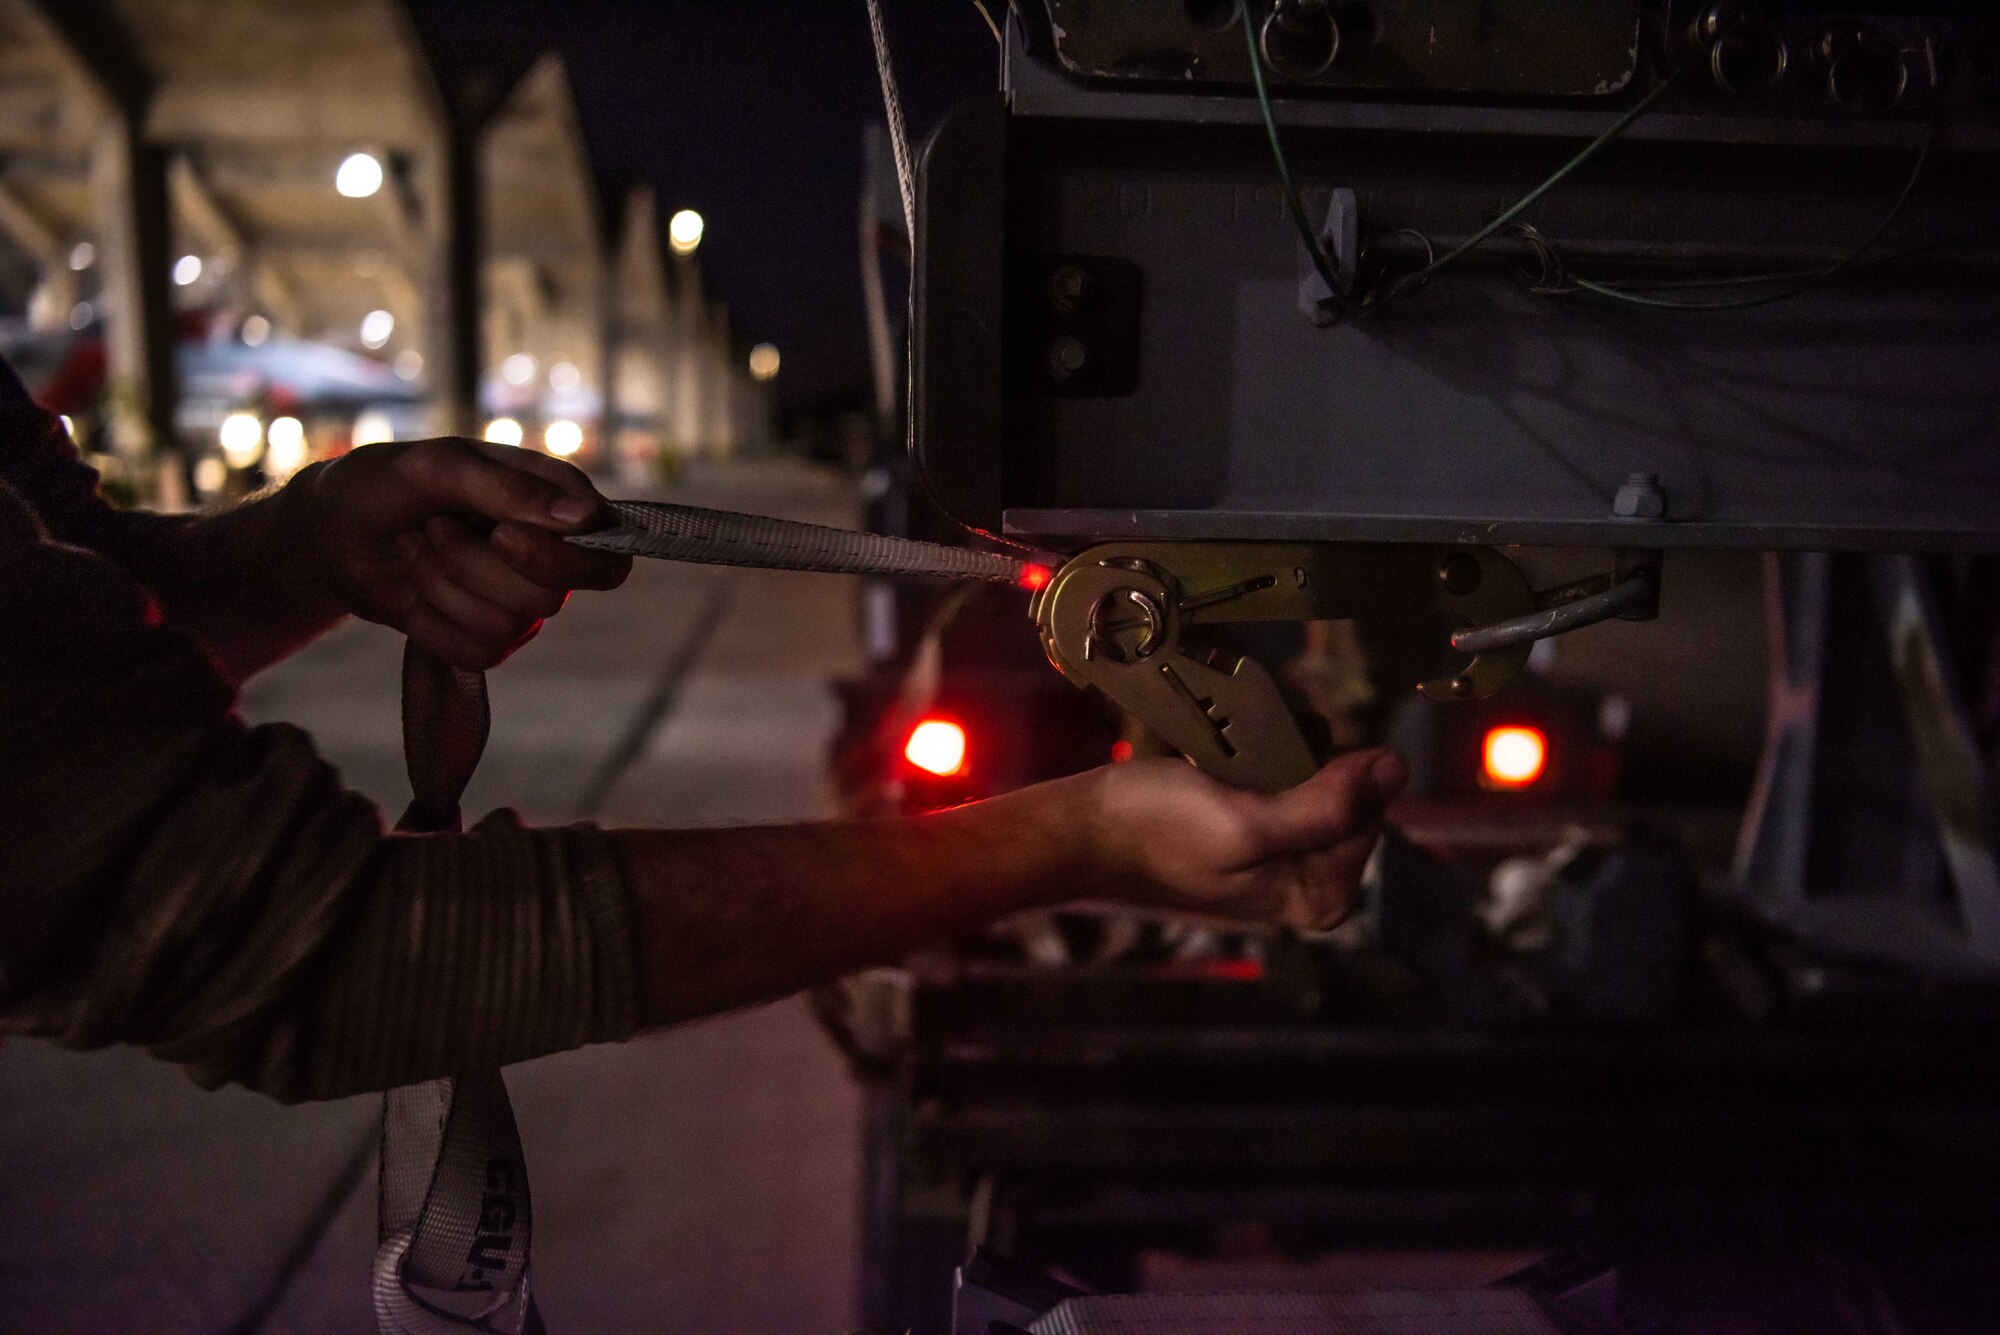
(868, 8, 2000, 1331)
(912, 12, 2000, 551)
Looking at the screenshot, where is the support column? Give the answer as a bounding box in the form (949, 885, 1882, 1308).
(597, 254, 620, 465)
(669, 257, 705, 458)
(92, 116, 181, 494)
(0, 181, 74, 330)
(29, 0, 179, 495)
(428, 120, 483, 439)
(708, 309, 736, 458)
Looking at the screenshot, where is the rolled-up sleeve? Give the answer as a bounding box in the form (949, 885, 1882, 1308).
(0, 481, 639, 1102)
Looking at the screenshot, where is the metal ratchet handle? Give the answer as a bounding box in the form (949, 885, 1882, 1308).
(1035, 556, 1316, 793)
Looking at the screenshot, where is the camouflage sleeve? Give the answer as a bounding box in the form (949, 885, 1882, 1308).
(0, 479, 638, 1102)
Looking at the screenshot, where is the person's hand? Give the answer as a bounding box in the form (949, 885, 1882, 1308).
(1080, 747, 1407, 930)
(297, 439, 631, 670)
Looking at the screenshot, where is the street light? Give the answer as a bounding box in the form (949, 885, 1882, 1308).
(219, 412, 263, 468)
(359, 309, 394, 350)
(543, 419, 584, 457)
(668, 209, 704, 256)
(336, 152, 384, 199)
(266, 417, 308, 478)
(748, 343, 780, 381)
(352, 410, 396, 448)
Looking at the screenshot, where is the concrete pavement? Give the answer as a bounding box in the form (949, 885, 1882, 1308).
(0, 458, 872, 1332)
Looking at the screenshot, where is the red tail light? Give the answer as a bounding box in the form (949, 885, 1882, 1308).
(1482, 725, 1548, 789)
(904, 718, 969, 777)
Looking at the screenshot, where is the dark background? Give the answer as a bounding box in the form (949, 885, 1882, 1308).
(407, 0, 1000, 418)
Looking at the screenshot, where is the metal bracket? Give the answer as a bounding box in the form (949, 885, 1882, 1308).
(1297, 186, 1358, 327)
(1031, 542, 1537, 792)
(1450, 552, 1662, 655)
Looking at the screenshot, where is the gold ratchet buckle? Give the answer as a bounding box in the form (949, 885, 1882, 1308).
(1030, 543, 1538, 792)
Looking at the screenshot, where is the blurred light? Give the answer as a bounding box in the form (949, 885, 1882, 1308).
(359, 308, 395, 349)
(193, 457, 227, 493)
(547, 360, 581, 392)
(747, 343, 780, 381)
(352, 409, 396, 448)
(1111, 740, 1134, 763)
(1598, 693, 1632, 743)
(1482, 725, 1548, 790)
(241, 313, 271, 346)
(68, 301, 92, 330)
(668, 209, 704, 256)
(173, 254, 202, 287)
(67, 241, 95, 271)
(501, 353, 537, 386)
(265, 416, 307, 478)
(543, 418, 583, 457)
(1016, 563, 1051, 591)
(218, 412, 263, 468)
(905, 718, 968, 778)
(335, 152, 384, 199)
(392, 349, 424, 381)
(483, 417, 524, 447)
(58, 414, 75, 438)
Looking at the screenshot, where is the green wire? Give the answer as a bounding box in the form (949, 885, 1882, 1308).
(1374, 58, 1692, 304)
(1242, 1, 1351, 309)
(1242, 7, 1942, 316)
(1242, 0, 1691, 310)
(1565, 112, 1941, 311)
(1605, 212, 1998, 292)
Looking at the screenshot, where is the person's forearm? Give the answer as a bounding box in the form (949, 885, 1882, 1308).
(139, 471, 346, 681)
(613, 772, 1109, 1028)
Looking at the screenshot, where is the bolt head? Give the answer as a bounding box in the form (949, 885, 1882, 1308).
(1049, 336, 1090, 382)
(1438, 552, 1482, 596)
(1050, 266, 1090, 310)
(1613, 472, 1667, 520)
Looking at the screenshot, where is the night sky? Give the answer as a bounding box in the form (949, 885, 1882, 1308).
(406, 0, 1000, 417)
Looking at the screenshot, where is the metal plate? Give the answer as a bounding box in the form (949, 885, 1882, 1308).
(1041, 0, 1643, 99)
(911, 66, 2000, 552)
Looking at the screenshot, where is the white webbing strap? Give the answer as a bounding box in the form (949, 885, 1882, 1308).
(375, 646, 540, 1335)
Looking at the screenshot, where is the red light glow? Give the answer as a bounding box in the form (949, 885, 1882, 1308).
(1482, 725, 1548, 789)
(1110, 740, 1134, 763)
(905, 718, 968, 777)
(1017, 564, 1052, 591)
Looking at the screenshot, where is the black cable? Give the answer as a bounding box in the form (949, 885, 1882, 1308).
(1561, 111, 1945, 311)
(1243, 6, 1970, 318)
(1243, 0, 1696, 312)
(1368, 57, 1694, 306)
(1507, 194, 1997, 309)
